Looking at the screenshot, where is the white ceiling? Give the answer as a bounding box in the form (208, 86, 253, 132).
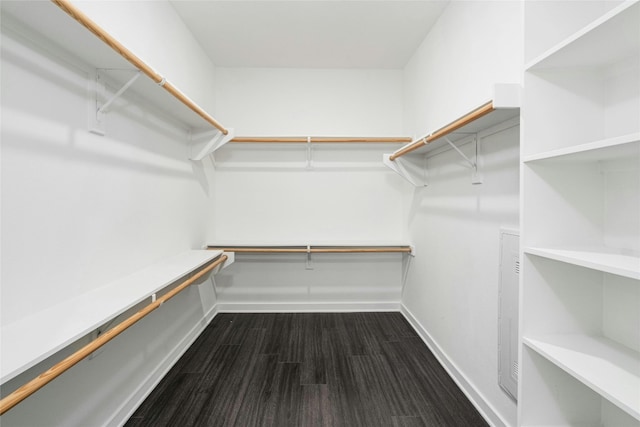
(169, 1, 449, 69)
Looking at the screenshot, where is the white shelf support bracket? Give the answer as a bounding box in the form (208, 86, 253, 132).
(383, 153, 428, 187)
(443, 136, 475, 168)
(88, 69, 106, 135)
(97, 71, 141, 114)
(190, 128, 235, 161)
(443, 135, 483, 185)
(400, 251, 414, 298)
(89, 69, 140, 136)
(305, 136, 313, 170)
(210, 275, 218, 299)
(305, 245, 314, 270)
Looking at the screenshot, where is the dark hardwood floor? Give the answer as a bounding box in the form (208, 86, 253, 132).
(125, 312, 488, 427)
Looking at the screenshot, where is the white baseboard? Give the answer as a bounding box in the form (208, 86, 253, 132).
(107, 303, 220, 427)
(216, 301, 401, 312)
(400, 304, 509, 427)
(107, 301, 505, 427)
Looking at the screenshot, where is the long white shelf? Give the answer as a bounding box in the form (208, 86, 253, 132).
(401, 108, 520, 157)
(0, 250, 225, 385)
(524, 334, 640, 420)
(384, 83, 520, 187)
(523, 133, 640, 164)
(1, 1, 218, 131)
(525, 247, 640, 280)
(525, 0, 640, 70)
(207, 240, 414, 254)
(208, 240, 412, 248)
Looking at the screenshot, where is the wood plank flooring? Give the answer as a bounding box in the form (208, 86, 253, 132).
(125, 312, 488, 427)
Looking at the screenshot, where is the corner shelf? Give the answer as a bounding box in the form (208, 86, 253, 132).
(524, 334, 640, 421)
(0, 250, 229, 385)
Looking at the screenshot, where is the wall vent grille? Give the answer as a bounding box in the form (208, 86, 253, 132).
(498, 230, 519, 402)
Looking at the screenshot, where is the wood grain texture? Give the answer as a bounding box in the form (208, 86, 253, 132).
(126, 313, 488, 427)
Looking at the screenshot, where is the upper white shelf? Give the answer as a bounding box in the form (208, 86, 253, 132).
(524, 334, 640, 421)
(389, 84, 520, 159)
(207, 241, 413, 254)
(1, 1, 223, 132)
(525, 247, 640, 280)
(523, 133, 640, 164)
(384, 84, 520, 186)
(526, 1, 640, 70)
(0, 250, 225, 385)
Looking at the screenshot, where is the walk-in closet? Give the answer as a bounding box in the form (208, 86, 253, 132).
(1, 1, 638, 426)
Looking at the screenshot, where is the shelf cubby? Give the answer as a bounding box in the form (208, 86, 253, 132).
(524, 0, 630, 66)
(521, 255, 640, 423)
(523, 2, 639, 157)
(520, 346, 640, 426)
(522, 155, 639, 256)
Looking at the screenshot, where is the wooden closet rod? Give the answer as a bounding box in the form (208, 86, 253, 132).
(389, 101, 495, 161)
(0, 255, 228, 415)
(50, 0, 229, 135)
(209, 246, 412, 254)
(231, 137, 412, 144)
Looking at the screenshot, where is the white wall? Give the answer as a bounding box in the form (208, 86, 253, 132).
(0, 7, 218, 426)
(210, 67, 412, 309)
(71, 0, 217, 115)
(401, 2, 522, 426)
(212, 67, 407, 243)
(403, 1, 522, 140)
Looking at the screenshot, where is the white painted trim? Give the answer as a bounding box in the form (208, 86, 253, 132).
(400, 304, 510, 427)
(107, 303, 220, 427)
(217, 301, 401, 313)
(107, 301, 504, 427)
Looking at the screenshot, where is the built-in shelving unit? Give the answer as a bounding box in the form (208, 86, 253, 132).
(383, 83, 520, 186)
(1, 0, 230, 156)
(520, 1, 640, 426)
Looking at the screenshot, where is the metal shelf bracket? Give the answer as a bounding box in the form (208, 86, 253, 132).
(305, 245, 314, 270)
(306, 136, 313, 170)
(383, 152, 428, 187)
(190, 128, 235, 161)
(443, 135, 483, 184)
(89, 69, 141, 136)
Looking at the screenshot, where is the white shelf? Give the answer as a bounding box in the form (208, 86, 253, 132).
(0, 250, 224, 384)
(1, 1, 217, 131)
(524, 334, 640, 421)
(383, 84, 520, 187)
(404, 109, 520, 157)
(208, 240, 413, 249)
(526, 1, 640, 70)
(525, 247, 640, 280)
(523, 133, 640, 164)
